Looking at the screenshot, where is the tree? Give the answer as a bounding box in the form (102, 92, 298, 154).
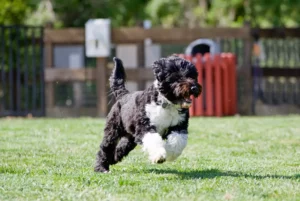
(146, 0, 245, 27)
(250, 0, 300, 27)
(1, 0, 299, 28)
(51, 0, 150, 27)
(145, 0, 300, 28)
(25, 0, 57, 27)
(0, 0, 31, 25)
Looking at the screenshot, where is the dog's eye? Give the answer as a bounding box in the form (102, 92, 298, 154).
(180, 65, 186, 71)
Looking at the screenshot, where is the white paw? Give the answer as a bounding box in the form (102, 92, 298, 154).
(149, 147, 166, 164)
(165, 132, 188, 161)
(165, 145, 181, 161)
(142, 132, 166, 164)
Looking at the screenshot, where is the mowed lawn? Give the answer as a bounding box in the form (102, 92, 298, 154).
(0, 116, 299, 201)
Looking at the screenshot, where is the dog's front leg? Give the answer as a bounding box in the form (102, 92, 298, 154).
(142, 132, 167, 164)
(165, 127, 188, 162)
(135, 120, 166, 164)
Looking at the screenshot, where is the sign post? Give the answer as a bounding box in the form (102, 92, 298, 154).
(85, 19, 111, 117)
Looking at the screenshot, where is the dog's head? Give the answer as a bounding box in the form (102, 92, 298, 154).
(152, 55, 202, 108)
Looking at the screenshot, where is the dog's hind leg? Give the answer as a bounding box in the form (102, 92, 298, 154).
(94, 106, 122, 173)
(94, 130, 119, 173)
(114, 134, 137, 163)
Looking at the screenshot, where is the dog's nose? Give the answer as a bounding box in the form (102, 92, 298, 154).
(191, 85, 200, 94)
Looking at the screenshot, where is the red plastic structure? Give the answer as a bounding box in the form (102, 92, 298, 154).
(179, 53, 237, 117)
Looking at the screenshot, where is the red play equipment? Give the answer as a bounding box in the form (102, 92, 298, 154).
(179, 53, 237, 117)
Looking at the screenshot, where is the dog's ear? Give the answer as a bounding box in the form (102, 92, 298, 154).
(152, 59, 165, 82)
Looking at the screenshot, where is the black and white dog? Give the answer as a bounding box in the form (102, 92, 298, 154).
(94, 55, 202, 173)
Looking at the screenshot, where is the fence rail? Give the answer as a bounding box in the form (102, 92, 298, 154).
(44, 27, 251, 44)
(252, 67, 300, 77)
(44, 68, 153, 82)
(251, 28, 300, 38)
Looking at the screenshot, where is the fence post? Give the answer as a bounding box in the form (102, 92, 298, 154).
(137, 21, 146, 90)
(96, 57, 108, 117)
(238, 22, 253, 115)
(44, 23, 54, 115)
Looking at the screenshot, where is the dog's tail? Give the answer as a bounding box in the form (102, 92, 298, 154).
(109, 57, 129, 99)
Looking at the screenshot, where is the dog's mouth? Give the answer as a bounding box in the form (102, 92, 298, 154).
(180, 95, 192, 109)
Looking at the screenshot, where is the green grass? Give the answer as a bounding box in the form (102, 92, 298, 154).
(0, 116, 299, 201)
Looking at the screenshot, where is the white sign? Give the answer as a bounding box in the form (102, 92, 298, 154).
(85, 19, 111, 57)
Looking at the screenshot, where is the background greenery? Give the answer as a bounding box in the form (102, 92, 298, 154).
(1, 0, 300, 28)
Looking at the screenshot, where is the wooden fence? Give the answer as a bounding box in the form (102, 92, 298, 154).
(43, 26, 300, 117)
(250, 28, 300, 114)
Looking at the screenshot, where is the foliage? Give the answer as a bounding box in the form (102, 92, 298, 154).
(0, 117, 299, 200)
(25, 0, 58, 27)
(51, 0, 150, 28)
(1, 0, 300, 28)
(147, 0, 300, 28)
(250, 0, 300, 27)
(0, 0, 30, 25)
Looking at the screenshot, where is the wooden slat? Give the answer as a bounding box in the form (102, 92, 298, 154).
(96, 58, 108, 117)
(45, 40, 55, 109)
(126, 68, 153, 81)
(45, 43, 53, 68)
(252, 28, 300, 38)
(43, 27, 300, 44)
(45, 68, 96, 82)
(44, 27, 251, 44)
(238, 23, 253, 115)
(113, 27, 251, 43)
(252, 67, 300, 77)
(145, 27, 251, 43)
(45, 68, 154, 82)
(111, 27, 145, 44)
(112, 27, 251, 43)
(44, 28, 85, 44)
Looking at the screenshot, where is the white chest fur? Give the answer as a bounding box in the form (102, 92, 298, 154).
(145, 102, 185, 134)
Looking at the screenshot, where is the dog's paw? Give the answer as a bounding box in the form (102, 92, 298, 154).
(94, 165, 109, 173)
(165, 132, 188, 162)
(142, 132, 166, 164)
(149, 147, 167, 164)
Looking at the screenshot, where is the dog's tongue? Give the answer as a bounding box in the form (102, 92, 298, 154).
(181, 97, 192, 108)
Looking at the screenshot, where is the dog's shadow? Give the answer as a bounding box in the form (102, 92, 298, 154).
(144, 168, 299, 180)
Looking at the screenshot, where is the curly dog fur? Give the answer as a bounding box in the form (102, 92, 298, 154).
(94, 55, 202, 173)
